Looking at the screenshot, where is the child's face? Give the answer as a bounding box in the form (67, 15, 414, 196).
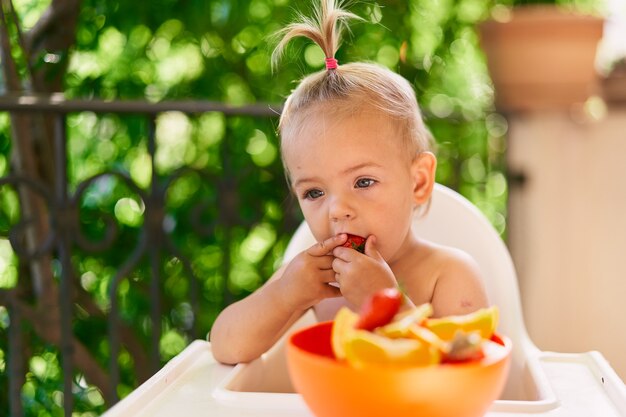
(283, 110, 431, 264)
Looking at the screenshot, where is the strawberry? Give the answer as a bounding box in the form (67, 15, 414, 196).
(355, 287, 403, 331)
(342, 234, 366, 253)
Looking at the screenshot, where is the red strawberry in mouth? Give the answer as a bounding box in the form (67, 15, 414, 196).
(342, 234, 366, 253)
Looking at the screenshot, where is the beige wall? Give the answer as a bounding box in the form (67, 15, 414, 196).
(507, 106, 626, 381)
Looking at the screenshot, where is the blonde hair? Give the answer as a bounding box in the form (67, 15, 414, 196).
(273, 0, 433, 165)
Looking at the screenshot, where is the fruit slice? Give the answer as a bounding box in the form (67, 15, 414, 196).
(343, 330, 440, 368)
(376, 303, 433, 338)
(331, 307, 359, 360)
(407, 324, 447, 352)
(424, 306, 499, 341)
(342, 234, 366, 253)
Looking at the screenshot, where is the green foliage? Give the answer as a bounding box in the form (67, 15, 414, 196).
(488, 0, 603, 13)
(0, 0, 509, 415)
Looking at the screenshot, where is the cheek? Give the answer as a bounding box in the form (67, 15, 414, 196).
(299, 204, 329, 242)
(371, 197, 415, 256)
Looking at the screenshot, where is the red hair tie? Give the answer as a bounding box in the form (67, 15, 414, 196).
(325, 57, 338, 70)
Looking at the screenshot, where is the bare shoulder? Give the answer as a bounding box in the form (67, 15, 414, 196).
(434, 244, 483, 278)
(414, 240, 489, 317)
(404, 239, 480, 280)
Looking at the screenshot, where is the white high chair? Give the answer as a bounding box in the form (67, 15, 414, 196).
(104, 184, 626, 417)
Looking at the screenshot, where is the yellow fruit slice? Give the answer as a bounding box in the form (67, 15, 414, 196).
(407, 324, 447, 352)
(424, 306, 499, 341)
(376, 303, 433, 339)
(343, 330, 440, 368)
(331, 307, 359, 360)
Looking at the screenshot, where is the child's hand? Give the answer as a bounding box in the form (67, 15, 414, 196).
(277, 234, 346, 311)
(331, 235, 398, 309)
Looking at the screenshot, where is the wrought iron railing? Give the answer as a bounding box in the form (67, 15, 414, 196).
(0, 94, 299, 417)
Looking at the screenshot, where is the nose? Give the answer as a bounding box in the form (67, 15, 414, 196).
(328, 194, 355, 222)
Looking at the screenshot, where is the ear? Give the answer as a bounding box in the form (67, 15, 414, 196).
(411, 152, 437, 205)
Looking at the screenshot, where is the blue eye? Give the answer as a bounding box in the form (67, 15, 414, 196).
(304, 189, 324, 200)
(355, 178, 375, 188)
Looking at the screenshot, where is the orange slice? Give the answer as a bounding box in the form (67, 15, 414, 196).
(343, 330, 440, 368)
(424, 306, 499, 341)
(407, 324, 447, 352)
(331, 307, 359, 360)
(376, 303, 433, 339)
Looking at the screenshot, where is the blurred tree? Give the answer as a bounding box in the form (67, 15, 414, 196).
(0, 0, 119, 413)
(0, 0, 508, 415)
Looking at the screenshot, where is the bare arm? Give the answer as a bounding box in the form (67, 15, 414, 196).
(209, 266, 305, 364)
(209, 235, 345, 364)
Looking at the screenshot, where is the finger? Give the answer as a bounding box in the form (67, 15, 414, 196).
(323, 283, 342, 298)
(307, 233, 347, 257)
(364, 235, 385, 261)
(331, 256, 348, 275)
(318, 268, 338, 283)
(315, 254, 337, 270)
(332, 245, 354, 261)
(333, 271, 342, 288)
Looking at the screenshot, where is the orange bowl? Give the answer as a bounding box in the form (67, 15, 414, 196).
(287, 321, 511, 417)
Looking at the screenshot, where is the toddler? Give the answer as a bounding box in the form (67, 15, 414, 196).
(210, 0, 488, 364)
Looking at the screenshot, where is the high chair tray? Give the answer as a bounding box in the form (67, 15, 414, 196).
(103, 339, 626, 417)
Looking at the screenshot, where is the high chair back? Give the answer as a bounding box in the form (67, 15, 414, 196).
(283, 183, 535, 400)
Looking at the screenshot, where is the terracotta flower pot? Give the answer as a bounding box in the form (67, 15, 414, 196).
(479, 5, 604, 112)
